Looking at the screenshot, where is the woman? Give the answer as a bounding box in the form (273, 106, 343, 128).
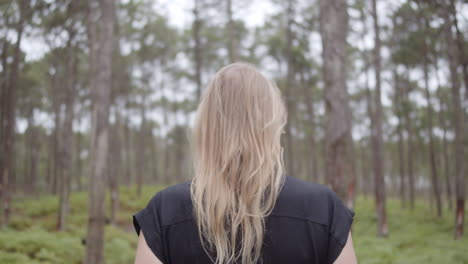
(133, 62, 357, 264)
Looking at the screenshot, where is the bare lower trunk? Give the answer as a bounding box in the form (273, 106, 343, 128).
(421, 24, 442, 217)
(442, 3, 465, 239)
(1, 5, 24, 227)
(58, 37, 77, 231)
(193, 0, 203, 100)
(371, 0, 388, 237)
(75, 130, 83, 191)
(300, 73, 318, 182)
(123, 113, 132, 186)
(285, 0, 296, 177)
(449, 0, 468, 99)
(226, 0, 237, 62)
(319, 0, 351, 200)
(136, 103, 146, 197)
(25, 107, 39, 194)
(402, 66, 416, 209)
(84, 0, 115, 262)
(394, 71, 406, 206)
(346, 132, 357, 210)
(109, 112, 121, 225)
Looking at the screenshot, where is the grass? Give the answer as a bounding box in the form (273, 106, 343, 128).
(0, 186, 467, 263)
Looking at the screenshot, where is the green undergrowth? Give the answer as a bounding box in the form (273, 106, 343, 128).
(0, 185, 164, 264)
(353, 196, 468, 264)
(1, 187, 467, 263)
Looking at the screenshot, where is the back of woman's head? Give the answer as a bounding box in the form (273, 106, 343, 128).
(191, 62, 287, 264)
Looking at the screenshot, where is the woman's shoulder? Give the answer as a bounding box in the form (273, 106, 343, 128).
(145, 181, 193, 227)
(280, 175, 337, 204)
(272, 176, 351, 227)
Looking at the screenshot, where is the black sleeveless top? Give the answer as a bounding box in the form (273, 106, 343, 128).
(133, 176, 354, 264)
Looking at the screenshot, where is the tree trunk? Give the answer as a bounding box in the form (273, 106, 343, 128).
(58, 37, 77, 231)
(319, 0, 351, 200)
(371, 0, 388, 237)
(434, 55, 452, 210)
(136, 101, 146, 197)
(226, 0, 237, 62)
(442, 2, 465, 239)
(51, 70, 61, 195)
(420, 14, 442, 217)
(123, 112, 132, 186)
(0, 40, 9, 197)
(1, 2, 25, 227)
(449, 0, 468, 99)
(403, 67, 416, 209)
(285, 0, 296, 178)
(193, 0, 203, 100)
(84, 0, 115, 262)
(75, 129, 83, 191)
(109, 111, 121, 225)
(300, 73, 318, 182)
(393, 71, 407, 206)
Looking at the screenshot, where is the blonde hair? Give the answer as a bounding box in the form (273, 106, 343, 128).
(190, 62, 287, 264)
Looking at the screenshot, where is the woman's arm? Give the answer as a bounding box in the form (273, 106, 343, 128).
(334, 231, 358, 264)
(134, 231, 163, 264)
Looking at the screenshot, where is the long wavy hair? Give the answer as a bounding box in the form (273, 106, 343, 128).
(190, 62, 287, 264)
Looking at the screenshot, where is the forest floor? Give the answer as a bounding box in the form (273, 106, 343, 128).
(0, 185, 467, 264)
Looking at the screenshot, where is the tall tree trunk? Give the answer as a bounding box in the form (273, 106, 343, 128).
(109, 111, 121, 225)
(75, 129, 83, 191)
(285, 0, 296, 178)
(371, 0, 388, 237)
(449, 0, 468, 99)
(51, 69, 61, 195)
(226, 0, 237, 62)
(442, 2, 465, 239)
(1, 2, 25, 227)
(319, 0, 351, 200)
(420, 14, 442, 217)
(434, 55, 452, 210)
(193, 0, 203, 100)
(0, 40, 9, 197)
(300, 73, 318, 182)
(402, 67, 416, 209)
(58, 37, 77, 231)
(136, 101, 146, 197)
(84, 0, 115, 262)
(393, 71, 406, 206)
(123, 112, 132, 186)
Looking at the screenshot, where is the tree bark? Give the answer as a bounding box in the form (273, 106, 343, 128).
(58, 35, 77, 231)
(393, 71, 406, 206)
(193, 0, 203, 100)
(420, 14, 442, 217)
(1, 1, 25, 227)
(449, 0, 468, 99)
(226, 0, 238, 62)
(319, 0, 351, 200)
(442, 2, 465, 239)
(285, 0, 296, 178)
(371, 0, 388, 237)
(300, 73, 318, 182)
(109, 111, 121, 225)
(136, 100, 146, 197)
(404, 78, 416, 210)
(434, 54, 452, 210)
(84, 0, 115, 262)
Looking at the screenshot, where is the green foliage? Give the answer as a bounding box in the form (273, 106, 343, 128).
(354, 197, 468, 264)
(0, 185, 163, 263)
(2, 188, 468, 263)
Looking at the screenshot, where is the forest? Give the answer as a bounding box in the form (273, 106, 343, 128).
(0, 0, 467, 263)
